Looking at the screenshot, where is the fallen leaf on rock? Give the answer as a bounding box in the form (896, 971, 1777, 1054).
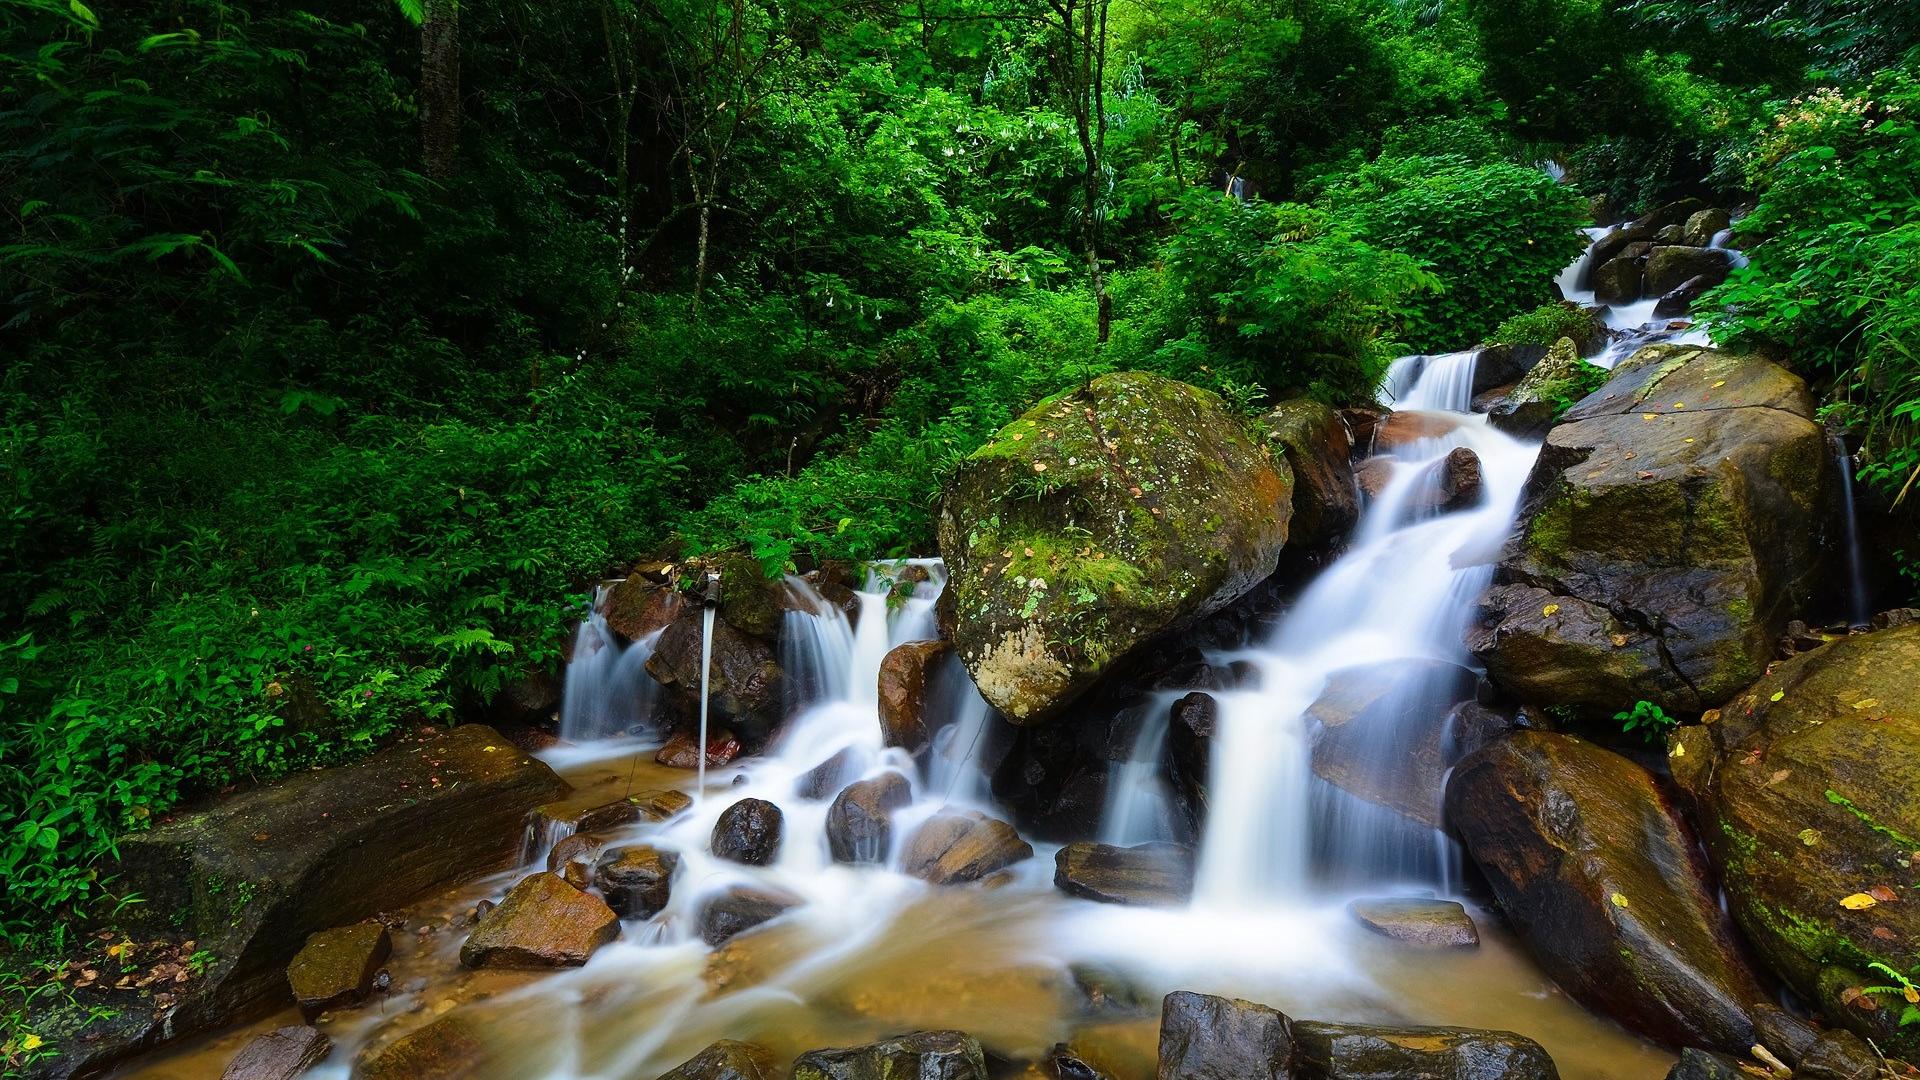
(1867, 885, 1900, 903)
(1766, 769, 1791, 786)
(1873, 926, 1897, 942)
(1769, 691, 1785, 702)
(1610, 892, 1630, 908)
(1798, 829, 1820, 846)
(1637, 471, 1654, 480)
(1543, 603, 1561, 616)
(1839, 893, 1878, 911)
(1852, 698, 1880, 710)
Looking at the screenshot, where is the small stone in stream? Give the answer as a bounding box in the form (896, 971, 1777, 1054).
(286, 922, 391, 1017)
(900, 810, 1033, 884)
(370, 969, 391, 993)
(1071, 963, 1157, 1016)
(592, 845, 678, 919)
(220, 1024, 330, 1080)
(459, 872, 619, 968)
(632, 788, 695, 820)
(547, 831, 613, 889)
(791, 1030, 988, 1080)
(699, 885, 801, 946)
(656, 728, 742, 770)
(532, 794, 642, 837)
(878, 639, 952, 753)
(825, 772, 912, 863)
(352, 1013, 491, 1080)
(655, 1038, 778, 1080)
(1664, 1048, 1746, 1080)
(1157, 990, 1293, 1080)
(711, 798, 783, 865)
(794, 748, 857, 800)
(1347, 898, 1479, 948)
(1290, 1020, 1561, 1079)
(1048, 1043, 1111, 1080)
(1054, 842, 1194, 906)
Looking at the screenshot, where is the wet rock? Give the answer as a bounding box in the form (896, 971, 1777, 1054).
(352, 1014, 490, 1080)
(92, 726, 565, 1075)
(1486, 337, 1608, 441)
(1634, 197, 1710, 235)
(634, 788, 696, 820)
(1472, 345, 1828, 716)
(878, 640, 951, 753)
(1644, 246, 1731, 296)
(699, 885, 801, 945)
(1653, 273, 1715, 318)
(1339, 407, 1385, 456)
(1869, 606, 1920, 630)
(1374, 410, 1466, 452)
(1749, 1002, 1821, 1066)
(1354, 458, 1394, 500)
(1472, 344, 1549, 395)
(1157, 991, 1293, 1079)
(603, 574, 683, 641)
(711, 798, 783, 865)
(795, 747, 857, 800)
(1291, 1021, 1558, 1079)
(1589, 223, 1654, 270)
(647, 608, 784, 741)
(1797, 1029, 1886, 1080)
(1591, 256, 1642, 305)
(1684, 208, 1732, 247)
(459, 872, 619, 968)
(1430, 447, 1483, 514)
(826, 772, 912, 864)
(1048, 1043, 1114, 1080)
(1307, 660, 1476, 830)
(1663, 1049, 1745, 1080)
(901, 810, 1034, 884)
(1054, 842, 1194, 906)
(1259, 398, 1359, 549)
(221, 1025, 330, 1080)
(1667, 625, 1920, 1060)
(1168, 691, 1216, 836)
(792, 1030, 987, 1080)
(656, 1039, 778, 1080)
(547, 831, 612, 889)
(937, 371, 1291, 723)
(286, 922, 391, 1016)
(592, 845, 677, 919)
(1445, 731, 1768, 1053)
(655, 728, 743, 770)
(1347, 898, 1479, 948)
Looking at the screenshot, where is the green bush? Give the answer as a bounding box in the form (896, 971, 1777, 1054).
(1320, 155, 1588, 350)
(1487, 302, 1597, 348)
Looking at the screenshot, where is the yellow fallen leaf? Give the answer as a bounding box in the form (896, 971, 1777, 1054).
(1642, 413, 1657, 421)
(1543, 603, 1561, 616)
(1770, 691, 1785, 702)
(1670, 742, 1686, 758)
(1839, 893, 1878, 911)
(20, 1034, 43, 1051)
(1610, 892, 1630, 908)
(1712, 380, 1726, 388)
(1798, 828, 1820, 846)
(1852, 699, 1880, 710)
(1702, 709, 1721, 724)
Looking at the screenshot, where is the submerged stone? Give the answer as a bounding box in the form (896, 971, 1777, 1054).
(825, 772, 912, 864)
(352, 1014, 491, 1080)
(937, 371, 1291, 723)
(699, 885, 801, 946)
(220, 1025, 330, 1080)
(656, 1039, 778, 1080)
(592, 844, 677, 919)
(791, 1030, 987, 1080)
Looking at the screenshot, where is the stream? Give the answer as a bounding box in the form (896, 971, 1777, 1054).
(117, 226, 1716, 1080)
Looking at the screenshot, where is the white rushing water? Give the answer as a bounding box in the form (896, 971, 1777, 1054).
(558, 584, 661, 743)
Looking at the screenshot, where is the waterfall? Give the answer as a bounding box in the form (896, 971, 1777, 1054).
(1098, 698, 1177, 844)
(557, 585, 662, 742)
(1381, 350, 1478, 412)
(1835, 439, 1873, 627)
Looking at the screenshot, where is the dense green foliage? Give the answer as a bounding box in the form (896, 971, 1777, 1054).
(2, 0, 1919, 1039)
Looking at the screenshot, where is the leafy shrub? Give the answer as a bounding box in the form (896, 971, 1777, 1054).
(1614, 699, 1678, 743)
(1320, 154, 1588, 350)
(1487, 303, 1597, 348)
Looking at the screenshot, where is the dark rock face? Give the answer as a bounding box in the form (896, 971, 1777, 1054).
(1591, 256, 1642, 304)
(460, 872, 619, 968)
(91, 726, 565, 1075)
(602, 574, 683, 641)
(937, 371, 1292, 723)
(286, 922, 391, 1017)
(1664, 1049, 1746, 1080)
(1307, 660, 1476, 830)
(1445, 731, 1769, 1053)
(1157, 991, 1294, 1080)
(1634, 198, 1709, 235)
(1653, 274, 1716, 318)
(1643, 246, 1731, 296)
(1054, 842, 1194, 906)
(1347, 898, 1479, 948)
(647, 610, 784, 741)
(592, 845, 678, 919)
(1260, 398, 1359, 550)
(1684, 209, 1732, 247)
(900, 810, 1033, 884)
(826, 772, 912, 864)
(1472, 344, 1549, 395)
(791, 1030, 988, 1080)
(220, 1025, 330, 1080)
(352, 1014, 491, 1080)
(656, 1039, 778, 1080)
(1168, 691, 1216, 837)
(878, 640, 951, 753)
(711, 798, 784, 866)
(794, 748, 858, 800)
(1471, 346, 1829, 716)
(699, 885, 801, 946)
(1667, 626, 1920, 1060)
(547, 831, 613, 890)
(1290, 1021, 1559, 1080)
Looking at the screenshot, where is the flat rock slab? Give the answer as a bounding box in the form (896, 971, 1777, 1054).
(792, 1030, 987, 1080)
(287, 922, 391, 1015)
(1290, 1020, 1560, 1080)
(901, 810, 1033, 885)
(460, 872, 618, 968)
(1054, 842, 1194, 906)
(220, 1025, 330, 1080)
(1348, 898, 1479, 948)
(83, 726, 566, 1076)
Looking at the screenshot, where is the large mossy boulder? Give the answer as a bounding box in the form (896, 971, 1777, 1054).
(1485, 338, 1608, 441)
(82, 726, 565, 1076)
(937, 372, 1292, 723)
(1471, 346, 1828, 717)
(1258, 398, 1357, 550)
(1668, 626, 1920, 1059)
(1445, 731, 1769, 1054)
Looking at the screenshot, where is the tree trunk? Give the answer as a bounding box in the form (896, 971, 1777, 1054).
(421, 0, 461, 179)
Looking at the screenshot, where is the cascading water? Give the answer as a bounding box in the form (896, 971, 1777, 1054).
(696, 599, 717, 800)
(1834, 438, 1873, 627)
(557, 584, 662, 743)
